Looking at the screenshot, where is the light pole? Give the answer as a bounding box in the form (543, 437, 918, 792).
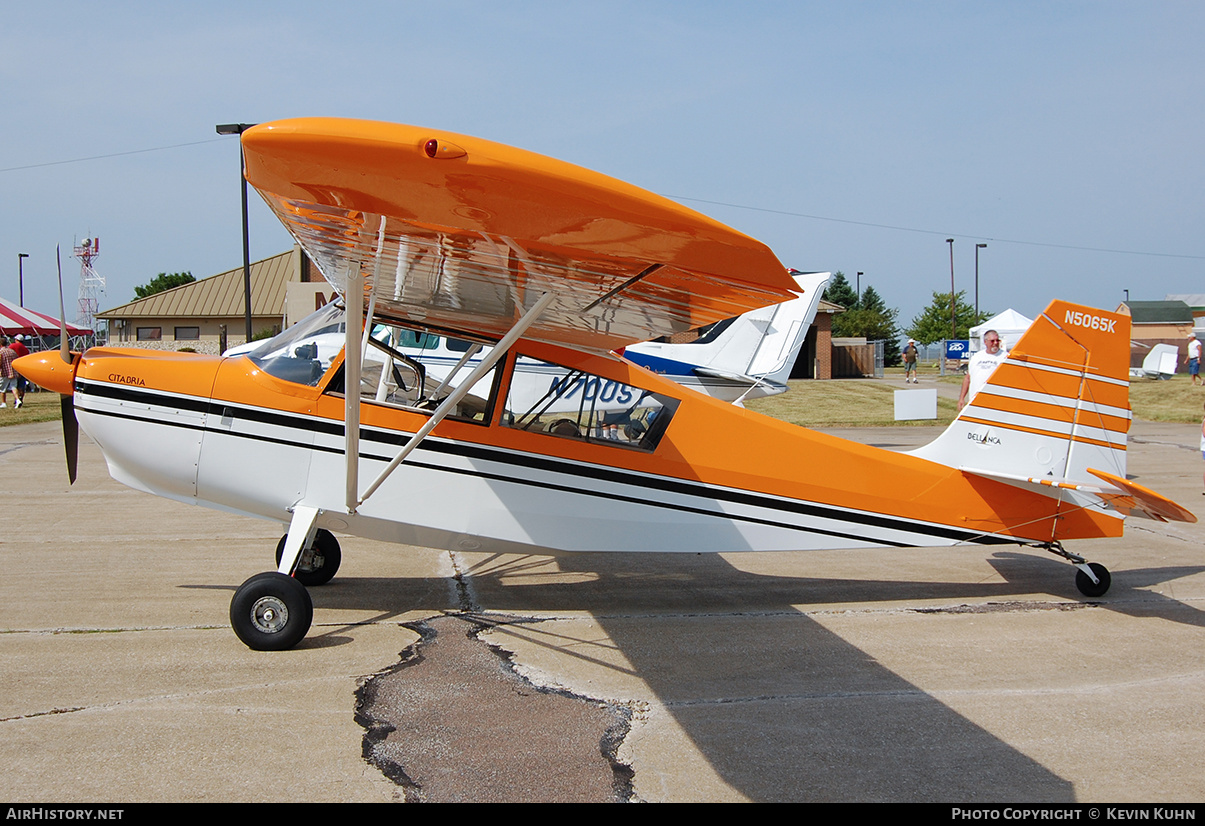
(946, 238, 956, 339)
(974, 243, 987, 318)
(216, 123, 257, 341)
(856, 272, 863, 305)
(17, 253, 28, 307)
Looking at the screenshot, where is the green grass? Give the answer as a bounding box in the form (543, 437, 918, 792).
(1128, 374, 1205, 423)
(746, 379, 960, 428)
(747, 373, 1205, 428)
(0, 389, 63, 427)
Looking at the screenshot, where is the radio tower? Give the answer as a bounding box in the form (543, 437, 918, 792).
(73, 237, 105, 335)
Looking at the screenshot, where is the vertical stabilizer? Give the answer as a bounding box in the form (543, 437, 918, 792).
(623, 272, 829, 401)
(743, 272, 830, 384)
(910, 300, 1132, 484)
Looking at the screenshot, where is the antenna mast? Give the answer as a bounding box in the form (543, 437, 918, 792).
(73, 237, 105, 335)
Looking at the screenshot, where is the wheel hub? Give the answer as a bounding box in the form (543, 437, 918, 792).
(298, 549, 322, 573)
(250, 596, 289, 634)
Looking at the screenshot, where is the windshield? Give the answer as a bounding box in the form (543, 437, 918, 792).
(246, 301, 346, 386)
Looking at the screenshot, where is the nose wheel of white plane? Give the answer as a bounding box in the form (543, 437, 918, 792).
(274, 529, 342, 586)
(230, 572, 313, 651)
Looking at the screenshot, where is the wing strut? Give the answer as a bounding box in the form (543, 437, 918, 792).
(430, 343, 483, 399)
(345, 216, 390, 511)
(344, 260, 365, 512)
(348, 290, 556, 513)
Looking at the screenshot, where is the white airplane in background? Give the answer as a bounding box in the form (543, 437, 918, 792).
(225, 271, 828, 411)
(618, 271, 827, 404)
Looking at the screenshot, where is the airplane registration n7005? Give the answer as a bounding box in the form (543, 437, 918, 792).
(16, 118, 1194, 650)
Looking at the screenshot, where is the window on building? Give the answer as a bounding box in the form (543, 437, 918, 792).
(174, 326, 200, 341)
(136, 327, 162, 341)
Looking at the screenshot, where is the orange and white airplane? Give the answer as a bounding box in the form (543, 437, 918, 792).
(16, 118, 1195, 651)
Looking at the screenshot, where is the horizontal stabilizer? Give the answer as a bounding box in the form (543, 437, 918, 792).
(957, 465, 1196, 524)
(1086, 468, 1197, 523)
(692, 365, 781, 387)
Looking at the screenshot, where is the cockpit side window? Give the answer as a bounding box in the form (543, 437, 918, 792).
(324, 322, 499, 424)
(502, 355, 678, 451)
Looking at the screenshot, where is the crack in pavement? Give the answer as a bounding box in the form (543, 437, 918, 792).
(0, 439, 57, 458)
(910, 601, 1094, 614)
(356, 613, 635, 802)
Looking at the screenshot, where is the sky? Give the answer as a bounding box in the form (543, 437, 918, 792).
(2, 1, 1203, 336)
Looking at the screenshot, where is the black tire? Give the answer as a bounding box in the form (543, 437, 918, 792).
(1075, 562, 1111, 598)
(274, 529, 342, 587)
(230, 572, 313, 651)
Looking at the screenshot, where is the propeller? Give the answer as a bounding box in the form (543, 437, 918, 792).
(56, 246, 79, 484)
(61, 395, 78, 485)
(10, 247, 82, 484)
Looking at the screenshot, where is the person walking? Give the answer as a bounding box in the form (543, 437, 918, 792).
(903, 339, 919, 383)
(0, 337, 16, 409)
(1186, 333, 1201, 386)
(9, 334, 29, 408)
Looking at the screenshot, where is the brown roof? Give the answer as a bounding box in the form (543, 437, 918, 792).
(98, 250, 297, 320)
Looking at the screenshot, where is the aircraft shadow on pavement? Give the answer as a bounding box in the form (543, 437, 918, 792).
(284, 548, 1182, 801)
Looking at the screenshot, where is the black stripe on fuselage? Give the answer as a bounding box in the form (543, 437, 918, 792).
(74, 379, 1012, 547)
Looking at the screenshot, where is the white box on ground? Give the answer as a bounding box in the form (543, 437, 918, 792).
(894, 388, 937, 421)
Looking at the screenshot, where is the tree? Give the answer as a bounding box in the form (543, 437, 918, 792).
(134, 271, 195, 300)
(905, 290, 990, 345)
(857, 284, 893, 320)
(821, 271, 858, 311)
(826, 276, 903, 366)
(853, 285, 901, 365)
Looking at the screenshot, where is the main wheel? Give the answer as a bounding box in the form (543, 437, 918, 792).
(275, 529, 341, 586)
(230, 572, 313, 651)
(1075, 562, 1112, 598)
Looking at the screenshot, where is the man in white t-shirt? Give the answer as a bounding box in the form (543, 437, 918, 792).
(1185, 333, 1201, 386)
(958, 329, 1007, 410)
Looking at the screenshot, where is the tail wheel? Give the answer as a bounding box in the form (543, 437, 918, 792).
(230, 572, 313, 651)
(275, 529, 342, 587)
(1075, 562, 1111, 598)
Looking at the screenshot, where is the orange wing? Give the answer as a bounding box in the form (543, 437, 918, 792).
(241, 118, 798, 352)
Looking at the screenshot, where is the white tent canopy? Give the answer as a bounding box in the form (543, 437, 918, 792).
(969, 309, 1034, 352)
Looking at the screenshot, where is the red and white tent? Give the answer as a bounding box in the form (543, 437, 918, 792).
(0, 296, 91, 338)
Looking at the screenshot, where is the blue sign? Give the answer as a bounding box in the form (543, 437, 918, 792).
(946, 340, 970, 359)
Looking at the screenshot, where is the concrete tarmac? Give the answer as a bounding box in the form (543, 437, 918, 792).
(1, 416, 1202, 802)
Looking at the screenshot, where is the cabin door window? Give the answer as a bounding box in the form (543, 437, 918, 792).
(503, 357, 679, 451)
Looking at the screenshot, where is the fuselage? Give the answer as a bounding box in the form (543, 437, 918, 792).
(61, 334, 1121, 558)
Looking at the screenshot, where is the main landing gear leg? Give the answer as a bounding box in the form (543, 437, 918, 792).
(273, 505, 342, 587)
(230, 506, 325, 651)
(276, 506, 321, 577)
(1042, 541, 1112, 598)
